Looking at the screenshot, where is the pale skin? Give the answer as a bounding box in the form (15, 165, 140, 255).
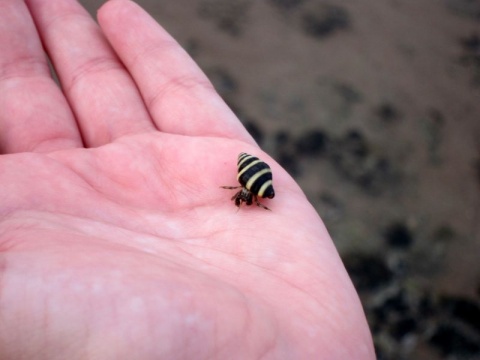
(0, 0, 375, 359)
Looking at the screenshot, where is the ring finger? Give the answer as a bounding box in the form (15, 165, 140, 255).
(0, 0, 82, 153)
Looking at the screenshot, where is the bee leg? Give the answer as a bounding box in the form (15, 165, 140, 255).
(254, 195, 271, 211)
(220, 186, 243, 189)
(235, 198, 242, 213)
(231, 192, 241, 201)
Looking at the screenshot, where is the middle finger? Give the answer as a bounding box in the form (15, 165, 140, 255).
(26, 0, 156, 147)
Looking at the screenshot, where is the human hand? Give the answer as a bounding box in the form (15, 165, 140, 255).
(0, 0, 374, 358)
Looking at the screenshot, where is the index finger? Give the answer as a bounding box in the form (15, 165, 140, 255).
(98, 0, 255, 144)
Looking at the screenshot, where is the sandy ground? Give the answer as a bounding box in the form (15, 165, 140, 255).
(79, 1, 480, 358)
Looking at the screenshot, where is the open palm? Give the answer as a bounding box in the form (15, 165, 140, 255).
(0, 0, 374, 359)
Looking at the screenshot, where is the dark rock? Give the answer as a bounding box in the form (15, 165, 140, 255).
(275, 130, 291, 146)
(343, 253, 393, 291)
(377, 290, 410, 316)
(429, 323, 480, 356)
(301, 5, 350, 39)
(357, 157, 392, 192)
(384, 222, 414, 249)
(329, 129, 395, 194)
(294, 129, 329, 157)
(375, 102, 401, 123)
(198, 0, 250, 37)
(273, 130, 300, 176)
(389, 317, 417, 340)
(341, 129, 369, 158)
(418, 293, 436, 319)
(243, 120, 264, 145)
(276, 150, 300, 177)
(439, 296, 480, 333)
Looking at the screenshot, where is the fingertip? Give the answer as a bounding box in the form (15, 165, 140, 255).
(97, 0, 133, 24)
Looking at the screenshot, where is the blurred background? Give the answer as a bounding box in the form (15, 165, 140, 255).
(81, 1, 480, 358)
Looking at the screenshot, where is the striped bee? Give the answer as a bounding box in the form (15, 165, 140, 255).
(221, 152, 275, 210)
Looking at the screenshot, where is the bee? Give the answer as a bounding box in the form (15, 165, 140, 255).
(221, 152, 275, 210)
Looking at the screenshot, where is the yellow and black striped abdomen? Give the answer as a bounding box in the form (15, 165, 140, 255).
(236, 153, 275, 199)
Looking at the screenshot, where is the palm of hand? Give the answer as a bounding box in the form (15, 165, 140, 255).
(3, 134, 338, 357)
(0, 0, 374, 359)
